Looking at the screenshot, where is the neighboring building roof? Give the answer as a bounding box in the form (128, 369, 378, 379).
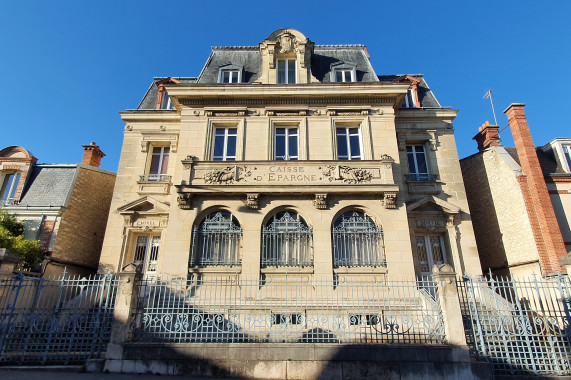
(17, 165, 78, 207)
(504, 146, 568, 176)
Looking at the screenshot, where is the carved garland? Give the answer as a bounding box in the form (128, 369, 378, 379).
(204, 166, 252, 184)
(323, 165, 373, 184)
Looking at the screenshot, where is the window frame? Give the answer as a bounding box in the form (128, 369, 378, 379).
(333, 68, 355, 83)
(219, 69, 241, 84)
(332, 211, 385, 268)
(145, 145, 170, 182)
(336, 126, 363, 160)
(132, 234, 161, 276)
(190, 212, 242, 267)
(160, 91, 173, 110)
(1, 172, 21, 205)
(261, 211, 313, 268)
(212, 127, 238, 161)
(274, 127, 299, 161)
(563, 144, 571, 172)
(406, 144, 431, 181)
(277, 58, 297, 84)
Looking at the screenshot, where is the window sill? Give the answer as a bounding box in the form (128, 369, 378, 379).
(261, 267, 314, 274)
(334, 266, 387, 275)
(189, 266, 241, 274)
(137, 176, 172, 195)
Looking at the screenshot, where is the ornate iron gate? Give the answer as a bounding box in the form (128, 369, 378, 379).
(461, 273, 571, 375)
(0, 271, 118, 365)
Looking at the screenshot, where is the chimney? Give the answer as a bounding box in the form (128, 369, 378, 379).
(504, 103, 567, 274)
(473, 121, 501, 152)
(82, 142, 105, 168)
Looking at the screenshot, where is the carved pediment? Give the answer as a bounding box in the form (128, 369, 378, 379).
(117, 196, 170, 214)
(406, 196, 460, 215)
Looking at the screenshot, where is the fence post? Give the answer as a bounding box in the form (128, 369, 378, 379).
(105, 265, 141, 365)
(432, 264, 468, 348)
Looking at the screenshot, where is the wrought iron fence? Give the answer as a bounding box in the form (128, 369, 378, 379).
(460, 273, 571, 375)
(131, 275, 445, 344)
(0, 271, 118, 365)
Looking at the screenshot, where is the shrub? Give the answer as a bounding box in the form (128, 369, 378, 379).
(0, 211, 24, 237)
(11, 237, 44, 271)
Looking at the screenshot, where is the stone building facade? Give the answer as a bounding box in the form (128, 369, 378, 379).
(460, 105, 570, 277)
(99, 29, 482, 280)
(0, 143, 116, 276)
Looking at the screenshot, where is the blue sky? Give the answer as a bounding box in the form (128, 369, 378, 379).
(1, 1, 569, 172)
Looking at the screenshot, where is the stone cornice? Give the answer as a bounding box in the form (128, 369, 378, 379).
(165, 83, 409, 106)
(120, 112, 182, 123)
(395, 108, 458, 122)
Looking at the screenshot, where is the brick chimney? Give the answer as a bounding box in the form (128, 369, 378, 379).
(504, 103, 567, 274)
(473, 121, 501, 152)
(81, 142, 105, 168)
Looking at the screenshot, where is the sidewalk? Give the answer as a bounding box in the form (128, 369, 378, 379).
(0, 368, 244, 380)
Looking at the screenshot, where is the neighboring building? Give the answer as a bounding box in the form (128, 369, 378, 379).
(0, 143, 116, 276)
(99, 28, 483, 280)
(460, 104, 570, 277)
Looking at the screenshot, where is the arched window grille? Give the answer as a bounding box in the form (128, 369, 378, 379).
(190, 212, 242, 266)
(332, 211, 385, 267)
(261, 212, 312, 267)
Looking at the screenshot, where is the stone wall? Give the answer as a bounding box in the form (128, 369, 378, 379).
(52, 166, 115, 269)
(461, 147, 539, 273)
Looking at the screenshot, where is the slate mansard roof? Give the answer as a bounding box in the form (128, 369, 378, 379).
(135, 42, 442, 110)
(17, 165, 79, 208)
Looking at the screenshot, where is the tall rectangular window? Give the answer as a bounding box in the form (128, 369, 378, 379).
(1, 173, 21, 205)
(148, 146, 170, 181)
(134, 235, 161, 275)
(406, 145, 430, 180)
(275, 127, 298, 160)
(277, 59, 296, 84)
(213, 128, 237, 161)
(336, 127, 362, 160)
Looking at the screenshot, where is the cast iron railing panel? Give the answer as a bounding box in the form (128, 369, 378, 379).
(131, 276, 445, 344)
(0, 271, 118, 365)
(460, 273, 571, 375)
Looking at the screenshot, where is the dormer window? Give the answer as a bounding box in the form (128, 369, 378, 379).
(221, 70, 240, 83)
(403, 89, 416, 108)
(218, 65, 243, 84)
(335, 69, 355, 82)
(563, 145, 571, 172)
(277, 59, 296, 84)
(331, 63, 356, 83)
(1, 172, 21, 205)
(160, 92, 173, 109)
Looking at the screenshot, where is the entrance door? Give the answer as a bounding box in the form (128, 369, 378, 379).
(133, 235, 161, 276)
(415, 234, 448, 277)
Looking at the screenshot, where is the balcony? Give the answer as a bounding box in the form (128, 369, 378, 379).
(137, 174, 172, 195)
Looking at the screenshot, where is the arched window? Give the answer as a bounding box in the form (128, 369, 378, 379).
(332, 211, 385, 267)
(261, 211, 312, 267)
(190, 212, 242, 266)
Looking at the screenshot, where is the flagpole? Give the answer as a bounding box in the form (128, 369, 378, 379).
(484, 90, 499, 126)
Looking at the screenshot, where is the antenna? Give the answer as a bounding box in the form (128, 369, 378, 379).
(483, 89, 499, 126)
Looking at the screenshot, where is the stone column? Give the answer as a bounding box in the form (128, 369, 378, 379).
(105, 265, 141, 371)
(446, 215, 464, 275)
(432, 264, 468, 349)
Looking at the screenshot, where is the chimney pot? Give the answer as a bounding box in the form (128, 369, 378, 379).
(473, 121, 501, 152)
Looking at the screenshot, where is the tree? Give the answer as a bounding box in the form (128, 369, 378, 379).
(0, 210, 44, 271)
